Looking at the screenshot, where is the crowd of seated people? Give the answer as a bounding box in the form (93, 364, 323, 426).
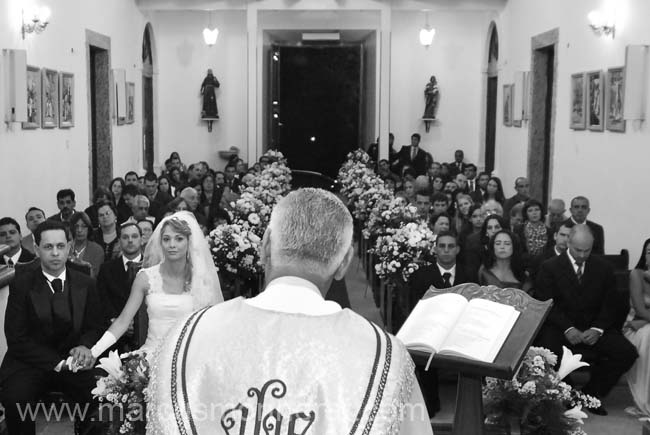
(367, 140, 643, 419)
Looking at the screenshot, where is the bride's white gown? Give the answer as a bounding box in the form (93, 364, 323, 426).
(139, 264, 194, 358)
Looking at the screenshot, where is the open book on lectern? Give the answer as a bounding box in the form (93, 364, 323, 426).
(396, 292, 520, 364)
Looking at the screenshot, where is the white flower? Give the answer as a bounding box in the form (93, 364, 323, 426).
(557, 346, 589, 380)
(564, 405, 588, 424)
(97, 350, 123, 380)
(91, 377, 107, 397)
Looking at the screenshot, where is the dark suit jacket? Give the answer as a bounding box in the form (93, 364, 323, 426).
(535, 252, 618, 332)
(395, 146, 432, 176)
(409, 263, 469, 310)
(0, 267, 104, 380)
(96, 256, 133, 321)
(563, 219, 605, 255)
(0, 249, 36, 266)
(447, 162, 468, 177)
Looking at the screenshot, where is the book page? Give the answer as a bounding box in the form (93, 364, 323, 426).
(396, 293, 468, 353)
(438, 298, 520, 362)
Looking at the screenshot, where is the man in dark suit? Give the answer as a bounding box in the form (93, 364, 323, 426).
(528, 221, 573, 288)
(408, 231, 468, 417)
(0, 217, 36, 267)
(97, 222, 143, 352)
(395, 133, 432, 176)
(143, 171, 172, 220)
(563, 196, 605, 255)
(447, 149, 468, 177)
(47, 188, 77, 223)
(534, 224, 637, 415)
(0, 220, 106, 434)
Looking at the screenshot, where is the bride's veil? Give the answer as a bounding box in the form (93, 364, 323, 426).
(143, 211, 224, 308)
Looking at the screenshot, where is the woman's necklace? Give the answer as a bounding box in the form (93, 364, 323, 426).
(73, 242, 87, 259)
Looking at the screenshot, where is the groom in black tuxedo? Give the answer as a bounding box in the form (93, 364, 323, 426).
(408, 231, 468, 417)
(0, 220, 106, 435)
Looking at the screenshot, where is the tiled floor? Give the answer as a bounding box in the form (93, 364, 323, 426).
(33, 247, 646, 434)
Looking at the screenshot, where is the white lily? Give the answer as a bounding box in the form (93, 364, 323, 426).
(97, 350, 124, 380)
(564, 405, 588, 424)
(557, 346, 589, 380)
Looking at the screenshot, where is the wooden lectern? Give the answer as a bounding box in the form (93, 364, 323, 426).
(408, 283, 552, 435)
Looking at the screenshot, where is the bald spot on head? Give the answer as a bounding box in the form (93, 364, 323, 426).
(568, 224, 594, 264)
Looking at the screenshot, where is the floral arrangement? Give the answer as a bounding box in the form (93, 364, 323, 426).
(372, 221, 436, 284)
(207, 222, 263, 282)
(92, 351, 149, 435)
(353, 180, 394, 222)
(262, 149, 288, 165)
(483, 346, 601, 434)
(338, 162, 377, 208)
(363, 197, 421, 239)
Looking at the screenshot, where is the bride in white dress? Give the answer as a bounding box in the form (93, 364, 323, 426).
(90, 211, 223, 360)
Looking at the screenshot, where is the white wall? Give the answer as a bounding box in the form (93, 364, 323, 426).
(390, 10, 490, 165)
(150, 10, 248, 170)
(496, 0, 650, 262)
(0, 0, 146, 223)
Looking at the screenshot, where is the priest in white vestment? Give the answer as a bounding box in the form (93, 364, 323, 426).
(148, 188, 433, 434)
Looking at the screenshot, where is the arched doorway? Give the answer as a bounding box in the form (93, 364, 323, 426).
(142, 24, 154, 172)
(484, 24, 498, 173)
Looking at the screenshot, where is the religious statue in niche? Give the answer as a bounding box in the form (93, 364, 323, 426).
(422, 75, 439, 132)
(200, 69, 220, 131)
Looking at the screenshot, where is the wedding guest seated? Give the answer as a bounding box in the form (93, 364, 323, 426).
(528, 222, 573, 285)
(623, 238, 650, 418)
(454, 193, 474, 235)
(503, 177, 530, 218)
(180, 187, 208, 229)
(409, 231, 468, 417)
(124, 170, 139, 186)
(209, 206, 231, 229)
(21, 207, 46, 255)
(515, 199, 553, 258)
(463, 163, 478, 192)
(430, 213, 451, 243)
(48, 188, 77, 223)
(149, 188, 433, 433)
(478, 229, 531, 292)
(186, 163, 203, 185)
(448, 149, 468, 177)
(234, 158, 247, 178)
(545, 198, 567, 230)
(384, 177, 396, 192)
(0, 217, 36, 266)
(430, 192, 450, 217)
(68, 212, 104, 277)
(534, 225, 637, 415)
(563, 196, 605, 255)
(224, 164, 241, 194)
(481, 199, 504, 218)
(124, 195, 156, 226)
(169, 151, 187, 172)
(431, 175, 444, 194)
(0, 220, 106, 435)
(463, 214, 508, 283)
(470, 171, 491, 203)
(427, 160, 442, 181)
(137, 219, 154, 248)
(396, 175, 416, 203)
(459, 203, 484, 249)
(414, 188, 432, 221)
(454, 173, 468, 194)
(509, 202, 524, 231)
(96, 223, 143, 354)
(214, 170, 226, 187)
(95, 202, 121, 260)
(168, 167, 184, 192)
(378, 158, 401, 186)
(144, 172, 171, 218)
(110, 177, 128, 217)
(158, 174, 175, 199)
(440, 163, 451, 182)
(162, 197, 190, 219)
(200, 173, 222, 217)
(120, 184, 140, 223)
(84, 187, 113, 229)
(482, 176, 506, 205)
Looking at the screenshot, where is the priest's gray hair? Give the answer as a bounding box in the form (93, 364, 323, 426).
(268, 188, 353, 275)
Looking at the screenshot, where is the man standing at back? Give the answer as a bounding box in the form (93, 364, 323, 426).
(396, 133, 432, 177)
(564, 196, 605, 255)
(149, 188, 432, 434)
(534, 224, 636, 415)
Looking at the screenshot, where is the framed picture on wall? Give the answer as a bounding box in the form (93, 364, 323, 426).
(126, 82, 135, 124)
(586, 70, 605, 131)
(22, 65, 41, 129)
(570, 73, 586, 130)
(59, 72, 74, 128)
(503, 84, 513, 126)
(41, 68, 59, 128)
(606, 66, 625, 132)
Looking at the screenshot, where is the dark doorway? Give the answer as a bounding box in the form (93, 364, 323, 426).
(484, 25, 498, 173)
(142, 25, 154, 172)
(528, 29, 558, 207)
(86, 30, 112, 194)
(271, 45, 361, 177)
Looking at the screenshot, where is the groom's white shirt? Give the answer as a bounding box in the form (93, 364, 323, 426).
(246, 275, 434, 435)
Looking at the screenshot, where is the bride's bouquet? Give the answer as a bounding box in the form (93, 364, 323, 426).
(92, 351, 149, 435)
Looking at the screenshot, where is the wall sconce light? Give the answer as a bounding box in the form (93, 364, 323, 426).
(203, 10, 218, 46)
(588, 10, 616, 38)
(419, 11, 435, 48)
(21, 6, 50, 39)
